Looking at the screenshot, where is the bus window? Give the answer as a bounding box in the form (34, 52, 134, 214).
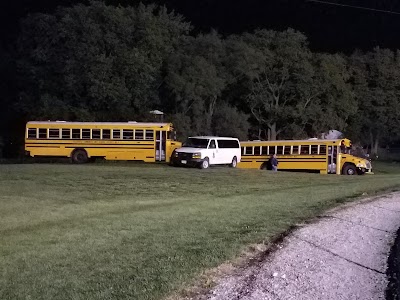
(340, 141, 346, 153)
(270, 146, 276, 155)
(112, 129, 121, 139)
(261, 146, 268, 155)
(277, 146, 283, 155)
(300, 145, 309, 154)
(135, 130, 144, 140)
(102, 129, 111, 139)
(284, 146, 291, 155)
(145, 130, 154, 140)
(38, 128, 47, 139)
(82, 129, 91, 139)
(254, 146, 261, 155)
(241, 147, 245, 156)
(311, 145, 319, 154)
(320, 145, 327, 155)
(123, 129, 133, 140)
(92, 129, 101, 139)
(62, 129, 71, 139)
(72, 129, 80, 139)
(292, 145, 299, 154)
(245, 147, 253, 155)
(28, 128, 37, 139)
(49, 129, 59, 139)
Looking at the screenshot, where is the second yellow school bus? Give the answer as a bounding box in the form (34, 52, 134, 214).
(25, 121, 181, 163)
(238, 138, 372, 175)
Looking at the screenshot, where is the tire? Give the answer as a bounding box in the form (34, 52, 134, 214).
(342, 164, 356, 175)
(230, 156, 238, 168)
(357, 168, 366, 175)
(260, 163, 268, 170)
(199, 157, 209, 169)
(71, 149, 88, 164)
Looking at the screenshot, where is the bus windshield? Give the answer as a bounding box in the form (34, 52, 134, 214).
(183, 138, 209, 148)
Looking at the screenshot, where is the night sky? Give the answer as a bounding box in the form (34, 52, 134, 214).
(1, 0, 400, 53)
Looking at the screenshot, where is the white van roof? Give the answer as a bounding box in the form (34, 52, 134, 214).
(188, 136, 238, 140)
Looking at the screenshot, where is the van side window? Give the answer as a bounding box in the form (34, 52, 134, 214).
(218, 140, 240, 148)
(209, 140, 216, 149)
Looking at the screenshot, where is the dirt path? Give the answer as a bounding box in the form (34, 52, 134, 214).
(205, 193, 400, 300)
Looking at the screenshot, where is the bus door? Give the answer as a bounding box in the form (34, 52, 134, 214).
(328, 146, 338, 174)
(156, 131, 166, 161)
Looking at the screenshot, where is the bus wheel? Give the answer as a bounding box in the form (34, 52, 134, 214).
(200, 157, 209, 169)
(342, 164, 356, 175)
(71, 149, 88, 164)
(260, 163, 268, 170)
(230, 156, 237, 168)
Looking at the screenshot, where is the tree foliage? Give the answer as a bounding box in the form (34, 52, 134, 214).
(163, 31, 249, 139)
(17, 1, 190, 121)
(349, 48, 400, 154)
(227, 29, 356, 140)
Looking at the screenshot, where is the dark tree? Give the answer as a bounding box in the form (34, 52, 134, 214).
(349, 48, 400, 155)
(16, 1, 190, 121)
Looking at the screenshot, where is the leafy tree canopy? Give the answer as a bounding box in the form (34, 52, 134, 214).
(349, 47, 400, 154)
(17, 1, 190, 121)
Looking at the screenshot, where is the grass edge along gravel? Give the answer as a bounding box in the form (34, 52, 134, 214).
(164, 186, 400, 300)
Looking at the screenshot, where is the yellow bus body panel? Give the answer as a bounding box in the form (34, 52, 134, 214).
(238, 139, 371, 175)
(25, 121, 181, 163)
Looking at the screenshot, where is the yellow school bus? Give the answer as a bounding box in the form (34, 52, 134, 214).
(25, 121, 181, 163)
(238, 138, 372, 175)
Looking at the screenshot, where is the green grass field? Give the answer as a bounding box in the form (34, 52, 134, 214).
(1, 161, 400, 300)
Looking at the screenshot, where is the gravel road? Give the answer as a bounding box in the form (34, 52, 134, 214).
(206, 192, 400, 300)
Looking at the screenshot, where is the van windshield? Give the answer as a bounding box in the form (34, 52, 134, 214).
(183, 138, 209, 148)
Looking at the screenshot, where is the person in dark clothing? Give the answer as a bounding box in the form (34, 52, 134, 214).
(271, 154, 278, 171)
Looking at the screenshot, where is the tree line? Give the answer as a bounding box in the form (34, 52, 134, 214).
(1, 1, 400, 157)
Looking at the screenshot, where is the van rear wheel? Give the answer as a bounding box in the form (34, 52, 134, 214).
(230, 156, 237, 168)
(199, 157, 209, 169)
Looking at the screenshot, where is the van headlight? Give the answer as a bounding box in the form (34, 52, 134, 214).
(192, 153, 201, 159)
(174, 152, 179, 157)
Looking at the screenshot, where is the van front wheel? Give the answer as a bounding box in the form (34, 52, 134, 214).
(230, 156, 237, 168)
(200, 157, 209, 169)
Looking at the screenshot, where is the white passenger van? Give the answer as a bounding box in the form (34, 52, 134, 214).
(172, 136, 241, 169)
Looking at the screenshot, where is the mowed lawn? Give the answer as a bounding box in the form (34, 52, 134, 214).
(1, 162, 400, 300)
